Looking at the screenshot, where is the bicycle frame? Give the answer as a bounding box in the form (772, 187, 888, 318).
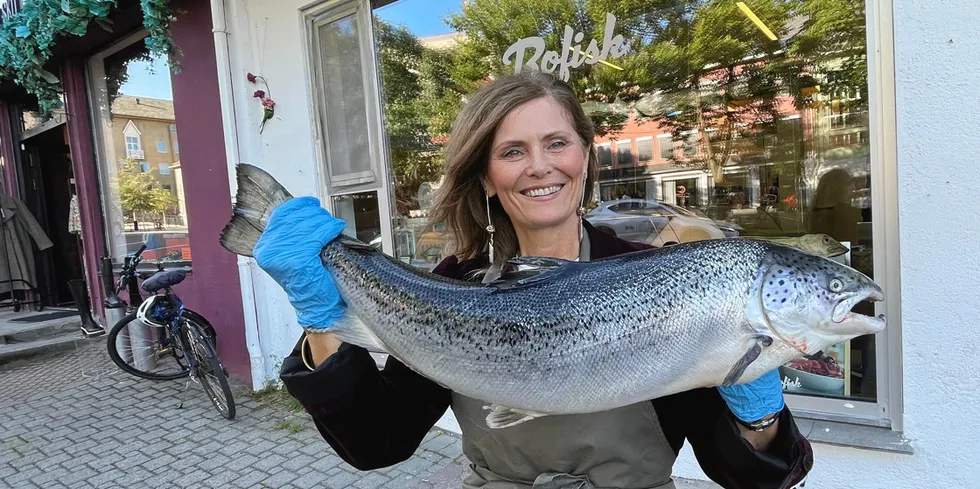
(155, 287, 204, 374)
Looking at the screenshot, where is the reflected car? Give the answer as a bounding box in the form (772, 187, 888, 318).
(585, 199, 742, 247)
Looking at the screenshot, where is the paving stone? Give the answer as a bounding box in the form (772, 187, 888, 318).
(0, 340, 468, 489)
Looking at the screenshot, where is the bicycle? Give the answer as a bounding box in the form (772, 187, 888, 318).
(105, 243, 236, 420)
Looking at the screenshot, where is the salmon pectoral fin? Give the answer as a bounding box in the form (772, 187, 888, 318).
(328, 313, 388, 354)
(483, 404, 549, 429)
(721, 334, 774, 387)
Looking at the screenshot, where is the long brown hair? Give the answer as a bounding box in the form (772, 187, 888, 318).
(429, 71, 599, 265)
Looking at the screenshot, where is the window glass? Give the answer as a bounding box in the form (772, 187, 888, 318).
(373, 0, 876, 403)
(313, 8, 378, 189)
(90, 38, 191, 265)
(616, 140, 633, 165)
(637, 138, 653, 164)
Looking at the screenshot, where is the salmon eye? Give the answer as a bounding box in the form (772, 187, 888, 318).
(829, 278, 844, 292)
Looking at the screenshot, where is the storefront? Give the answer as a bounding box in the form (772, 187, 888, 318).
(216, 0, 976, 486)
(0, 1, 250, 381)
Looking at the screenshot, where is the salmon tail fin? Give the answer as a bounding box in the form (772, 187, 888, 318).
(219, 164, 294, 257)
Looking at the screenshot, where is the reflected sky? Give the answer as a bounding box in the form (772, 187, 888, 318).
(118, 55, 173, 100)
(373, 0, 462, 37)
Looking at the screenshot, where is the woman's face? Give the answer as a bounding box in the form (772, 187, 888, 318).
(484, 96, 589, 234)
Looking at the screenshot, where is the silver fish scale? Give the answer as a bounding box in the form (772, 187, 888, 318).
(319, 239, 778, 414)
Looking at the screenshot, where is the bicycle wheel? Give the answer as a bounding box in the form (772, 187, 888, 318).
(107, 312, 190, 381)
(182, 316, 236, 420)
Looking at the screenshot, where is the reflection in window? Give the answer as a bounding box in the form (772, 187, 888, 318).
(616, 140, 632, 165)
(658, 134, 674, 160)
(372, 0, 877, 403)
(597, 143, 612, 166)
(332, 191, 383, 249)
(636, 138, 653, 164)
(89, 36, 190, 265)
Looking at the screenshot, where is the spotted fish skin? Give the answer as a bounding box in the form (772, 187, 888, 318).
(320, 235, 879, 416)
(220, 164, 886, 428)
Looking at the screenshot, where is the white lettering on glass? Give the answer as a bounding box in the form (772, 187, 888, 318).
(502, 12, 628, 81)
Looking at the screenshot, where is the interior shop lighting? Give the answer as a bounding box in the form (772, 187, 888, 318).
(736, 2, 778, 41)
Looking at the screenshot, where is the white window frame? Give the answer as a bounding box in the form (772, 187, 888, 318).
(156, 140, 168, 153)
(159, 163, 170, 175)
(301, 0, 396, 256)
(123, 120, 143, 159)
(778, 0, 902, 432)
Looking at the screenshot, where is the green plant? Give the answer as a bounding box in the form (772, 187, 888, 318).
(113, 158, 175, 231)
(0, 0, 181, 115)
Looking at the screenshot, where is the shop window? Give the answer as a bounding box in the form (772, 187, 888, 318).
(87, 32, 191, 266)
(369, 0, 890, 426)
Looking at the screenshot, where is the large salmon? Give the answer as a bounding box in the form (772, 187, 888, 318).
(220, 164, 885, 429)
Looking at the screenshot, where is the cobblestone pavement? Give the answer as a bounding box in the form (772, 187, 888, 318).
(0, 339, 466, 489)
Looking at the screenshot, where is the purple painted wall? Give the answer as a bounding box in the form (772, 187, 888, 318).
(62, 60, 109, 323)
(167, 0, 250, 382)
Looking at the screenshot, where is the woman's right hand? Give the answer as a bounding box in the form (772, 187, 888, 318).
(253, 196, 348, 335)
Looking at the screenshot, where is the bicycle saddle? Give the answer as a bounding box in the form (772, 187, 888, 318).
(141, 269, 187, 293)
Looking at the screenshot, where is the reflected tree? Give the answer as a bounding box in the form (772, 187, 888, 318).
(375, 0, 867, 213)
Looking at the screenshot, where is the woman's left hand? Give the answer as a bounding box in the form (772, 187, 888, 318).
(717, 369, 785, 448)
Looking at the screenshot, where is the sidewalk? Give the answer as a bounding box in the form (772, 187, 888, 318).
(0, 339, 465, 489)
(0, 339, 719, 489)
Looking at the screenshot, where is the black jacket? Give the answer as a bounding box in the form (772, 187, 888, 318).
(280, 222, 813, 489)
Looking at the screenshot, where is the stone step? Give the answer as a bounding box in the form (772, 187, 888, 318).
(0, 332, 97, 365)
(0, 310, 82, 344)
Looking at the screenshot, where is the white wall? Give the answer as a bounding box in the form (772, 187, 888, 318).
(222, 0, 326, 386)
(673, 1, 980, 487)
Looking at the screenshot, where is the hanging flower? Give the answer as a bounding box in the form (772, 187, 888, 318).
(247, 72, 276, 133)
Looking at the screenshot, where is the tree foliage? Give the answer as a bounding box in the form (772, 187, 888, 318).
(115, 159, 176, 230)
(0, 0, 180, 115)
(376, 0, 867, 195)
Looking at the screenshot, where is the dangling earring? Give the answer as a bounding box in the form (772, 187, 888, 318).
(574, 174, 585, 245)
(486, 192, 496, 264)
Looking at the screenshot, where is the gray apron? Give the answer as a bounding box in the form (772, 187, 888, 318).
(460, 229, 678, 489)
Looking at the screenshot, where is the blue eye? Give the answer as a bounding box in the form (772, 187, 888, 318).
(550, 140, 567, 149)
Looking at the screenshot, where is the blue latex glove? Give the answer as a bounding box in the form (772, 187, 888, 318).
(717, 369, 786, 423)
(253, 196, 347, 330)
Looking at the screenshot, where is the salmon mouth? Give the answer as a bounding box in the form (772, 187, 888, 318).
(831, 288, 886, 332)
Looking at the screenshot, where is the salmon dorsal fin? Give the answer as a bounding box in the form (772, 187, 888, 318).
(487, 256, 578, 291)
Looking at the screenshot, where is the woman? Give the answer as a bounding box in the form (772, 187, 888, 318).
(257, 72, 812, 489)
